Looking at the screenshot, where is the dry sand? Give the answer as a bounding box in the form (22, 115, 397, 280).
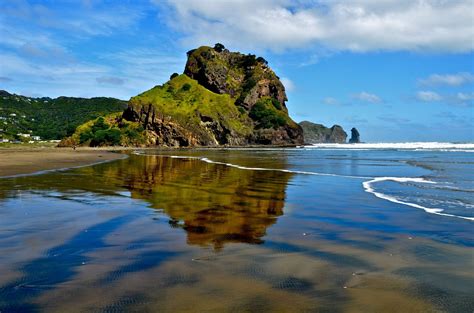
(0, 148, 127, 177)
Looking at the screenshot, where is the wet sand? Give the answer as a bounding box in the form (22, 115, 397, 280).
(0, 149, 472, 312)
(0, 148, 126, 177)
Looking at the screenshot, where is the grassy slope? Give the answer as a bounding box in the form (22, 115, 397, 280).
(129, 74, 253, 137)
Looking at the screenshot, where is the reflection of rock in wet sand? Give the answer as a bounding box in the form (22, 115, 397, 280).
(0, 154, 292, 250)
(119, 155, 292, 250)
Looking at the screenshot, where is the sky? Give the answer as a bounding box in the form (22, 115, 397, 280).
(0, 0, 473, 142)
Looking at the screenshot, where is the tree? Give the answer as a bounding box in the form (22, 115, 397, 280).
(182, 83, 192, 91)
(256, 56, 268, 65)
(214, 43, 225, 52)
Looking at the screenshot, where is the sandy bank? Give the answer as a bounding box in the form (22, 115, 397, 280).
(0, 148, 126, 177)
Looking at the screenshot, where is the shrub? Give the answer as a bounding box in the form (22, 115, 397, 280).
(214, 43, 225, 52)
(256, 56, 268, 65)
(79, 130, 93, 143)
(242, 77, 257, 92)
(271, 98, 282, 110)
(91, 117, 109, 133)
(241, 54, 257, 67)
(250, 101, 286, 129)
(170, 73, 179, 80)
(89, 128, 121, 146)
(182, 83, 192, 91)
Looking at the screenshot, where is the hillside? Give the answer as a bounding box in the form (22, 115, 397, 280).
(0, 90, 126, 141)
(120, 44, 303, 147)
(299, 121, 347, 143)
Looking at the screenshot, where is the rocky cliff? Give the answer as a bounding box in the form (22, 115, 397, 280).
(299, 121, 347, 143)
(123, 44, 303, 147)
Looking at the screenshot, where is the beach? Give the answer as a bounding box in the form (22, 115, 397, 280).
(0, 147, 126, 177)
(0, 146, 472, 312)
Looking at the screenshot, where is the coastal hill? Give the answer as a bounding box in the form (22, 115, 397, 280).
(121, 44, 304, 147)
(299, 121, 347, 144)
(64, 44, 303, 147)
(0, 90, 126, 141)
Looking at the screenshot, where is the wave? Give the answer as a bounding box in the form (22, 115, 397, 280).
(133, 152, 473, 221)
(304, 142, 474, 151)
(362, 177, 474, 221)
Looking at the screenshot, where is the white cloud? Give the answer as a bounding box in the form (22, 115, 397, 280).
(419, 72, 474, 86)
(456, 92, 474, 101)
(1, 1, 144, 37)
(0, 52, 131, 99)
(323, 97, 339, 105)
(416, 90, 442, 102)
(159, 0, 474, 53)
(453, 92, 474, 106)
(280, 77, 295, 91)
(352, 91, 382, 103)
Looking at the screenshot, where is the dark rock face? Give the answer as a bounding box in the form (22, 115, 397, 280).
(349, 128, 361, 143)
(123, 105, 200, 147)
(123, 101, 248, 147)
(299, 121, 347, 143)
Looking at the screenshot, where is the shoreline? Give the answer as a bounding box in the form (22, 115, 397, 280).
(0, 148, 127, 178)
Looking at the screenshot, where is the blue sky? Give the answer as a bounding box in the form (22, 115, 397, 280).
(0, 0, 473, 142)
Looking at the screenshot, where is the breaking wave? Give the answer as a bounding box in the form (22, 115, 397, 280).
(362, 177, 474, 221)
(304, 142, 474, 152)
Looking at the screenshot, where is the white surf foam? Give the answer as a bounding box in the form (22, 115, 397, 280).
(168, 155, 371, 179)
(305, 142, 474, 151)
(134, 153, 473, 221)
(363, 177, 474, 221)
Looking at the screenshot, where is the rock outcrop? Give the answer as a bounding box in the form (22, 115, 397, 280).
(184, 45, 288, 110)
(349, 127, 361, 143)
(299, 121, 347, 143)
(122, 44, 303, 147)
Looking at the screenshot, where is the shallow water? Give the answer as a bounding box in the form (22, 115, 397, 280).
(0, 148, 473, 312)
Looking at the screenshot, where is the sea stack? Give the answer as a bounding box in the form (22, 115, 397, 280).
(348, 128, 360, 143)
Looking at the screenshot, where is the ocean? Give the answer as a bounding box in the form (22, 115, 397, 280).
(0, 143, 472, 312)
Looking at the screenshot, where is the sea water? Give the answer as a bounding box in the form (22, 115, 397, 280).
(0, 144, 472, 312)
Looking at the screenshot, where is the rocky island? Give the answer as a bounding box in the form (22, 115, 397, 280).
(298, 121, 347, 143)
(63, 44, 304, 147)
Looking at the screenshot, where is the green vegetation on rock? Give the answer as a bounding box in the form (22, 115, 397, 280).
(61, 113, 145, 147)
(131, 74, 254, 135)
(249, 97, 287, 129)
